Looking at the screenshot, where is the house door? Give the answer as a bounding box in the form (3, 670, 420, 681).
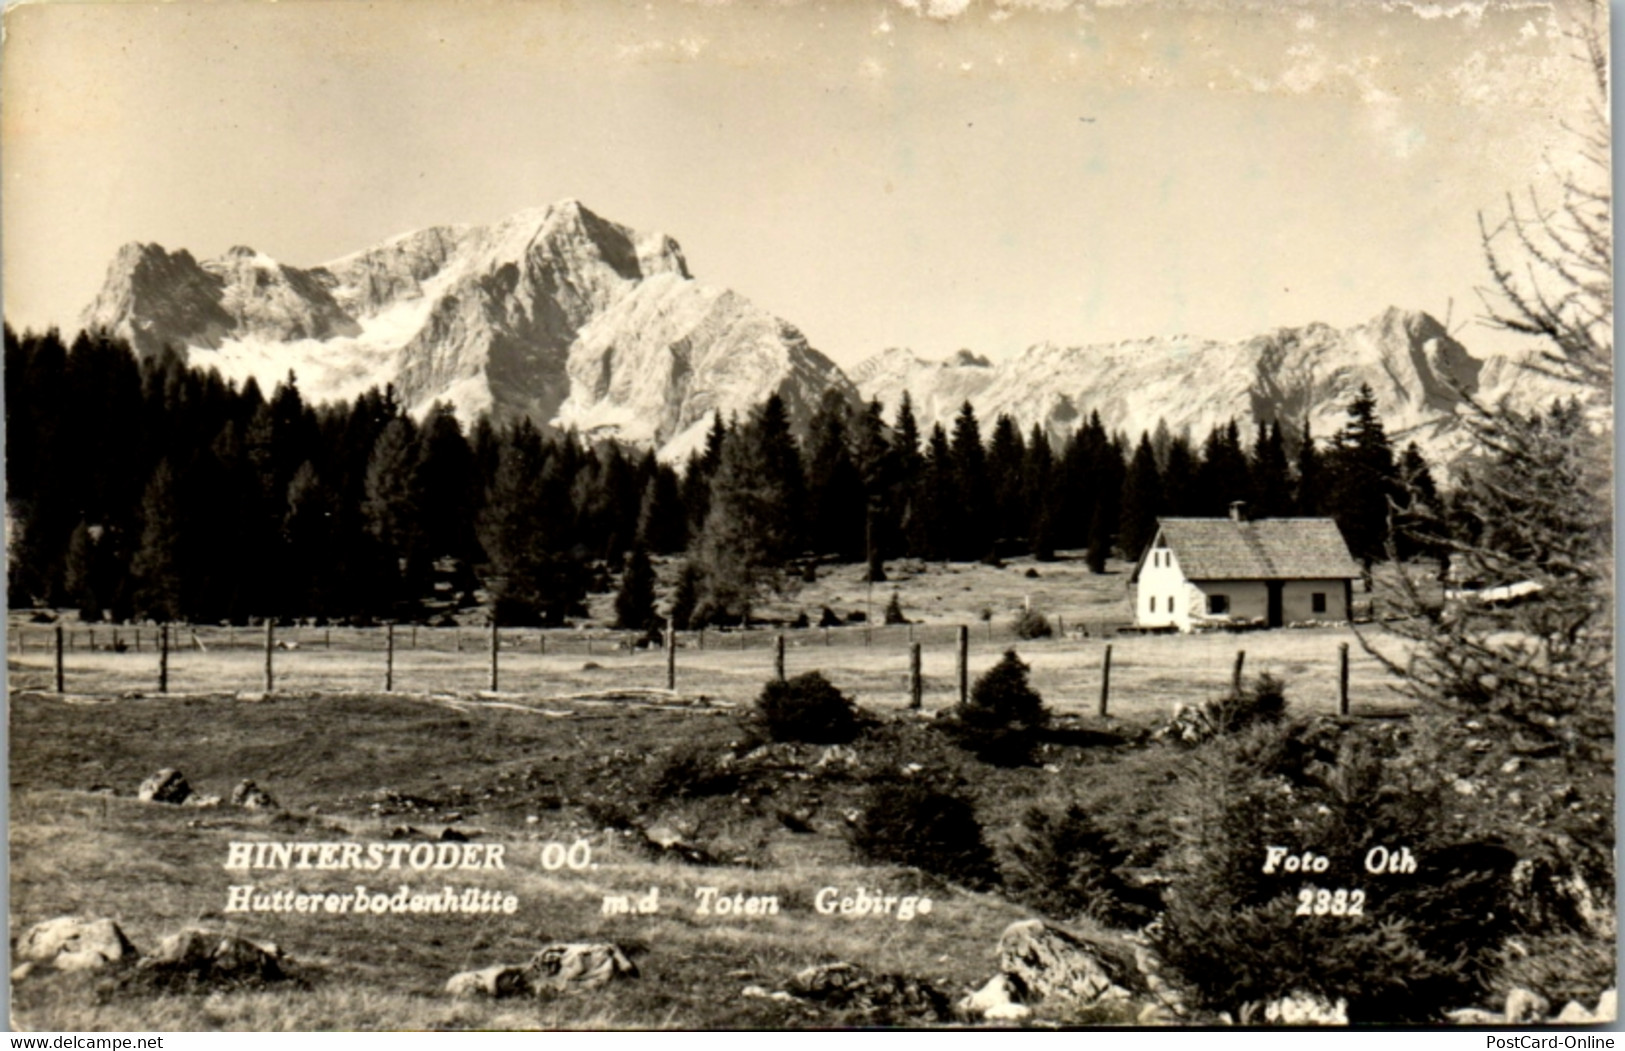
(1266, 582, 1284, 628)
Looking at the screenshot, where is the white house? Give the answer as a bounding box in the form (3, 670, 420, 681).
(1129, 505, 1362, 631)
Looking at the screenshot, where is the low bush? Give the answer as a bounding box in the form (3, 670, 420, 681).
(1210, 671, 1287, 732)
(1011, 607, 1053, 639)
(850, 779, 1000, 890)
(644, 743, 740, 800)
(941, 649, 1049, 766)
(756, 672, 861, 745)
(1003, 803, 1157, 928)
(883, 591, 908, 625)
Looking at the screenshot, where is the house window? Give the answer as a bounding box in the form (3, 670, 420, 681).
(1208, 594, 1229, 615)
(1150, 596, 1158, 613)
(1312, 592, 1327, 614)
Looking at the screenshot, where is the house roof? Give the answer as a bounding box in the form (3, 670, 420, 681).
(1131, 517, 1362, 583)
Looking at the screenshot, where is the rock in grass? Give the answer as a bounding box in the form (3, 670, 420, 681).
(15, 916, 137, 972)
(523, 943, 638, 992)
(1262, 991, 1349, 1025)
(446, 965, 530, 998)
(1504, 986, 1550, 1024)
(137, 768, 191, 804)
(959, 973, 1030, 1023)
(231, 779, 279, 810)
(997, 920, 1133, 1007)
(138, 928, 285, 986)
(789, 962, 951, 1020)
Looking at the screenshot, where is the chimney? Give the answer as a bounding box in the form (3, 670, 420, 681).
(1229, 500, 1248, 523)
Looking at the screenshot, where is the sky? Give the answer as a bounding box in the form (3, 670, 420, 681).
(0, 0, 1602, 369)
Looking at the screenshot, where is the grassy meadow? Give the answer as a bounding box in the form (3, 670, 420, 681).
(8, 554, 1424, 1030)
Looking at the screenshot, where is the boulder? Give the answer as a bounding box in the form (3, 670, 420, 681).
(959, 973, 1030, 1023)
(1263, 991, 1349, 1025)
(137, 768, 191, 804)
(997, 920, 1134, 1006)
(1504, 986, 1549, 1024)
(15, 916, 137, 972)
(139, 928, 285, 986)
(788, 962, 950, 1020)
(231, 779, 279, 810)
(523, 943, 638, 993)
(446, 965, 530, 999)
(1446, 1007, 1506, 1026)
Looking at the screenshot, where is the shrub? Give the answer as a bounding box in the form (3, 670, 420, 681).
(1004, 803, 1156, 928)
(644, 743, 740, 800)
(1210, 671, 1287, 732)
(850, 779, 999, 890)
(1152, 719, 1520, 1023)
(883, 590, 908, 625)
(1011, 607, 1053, 639)
(818, 606, 842, 628)
(756, 671, 860, 745)
(941, 649, 1050, 765)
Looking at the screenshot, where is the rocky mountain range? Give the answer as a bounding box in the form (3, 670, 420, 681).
(83, 199, 856, 460)
(82, 199, 1563, 465)
(851, 308, 1555, 459)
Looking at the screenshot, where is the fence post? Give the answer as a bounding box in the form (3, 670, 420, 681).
(665, 618, 676, 691)
(1338, 643, 1350, 716)
(865, 625, 871, 649)
(489, 620, 500, 691)
(325, 627, 331, 650)
(1058, 614, 1065, 637)
(89, 628, 96, 652)
(385, 623, 395, 692)
(957, 625, 969, 706)
(112, 627, 120, 652)
(699, 628, 705, 651)
(54, 625, 64, 692)
(456, 630, 462, 653)
(910, 642, 922, 710)
(775, 634, 786, 682)
(539, 632, 546, 656)
(411, 625, 417, 650)
(1098, 643, 1113, 717)
(1232, 649, 1246, 694)
(158, 624, 169, 694)
(265, 620, 275, 693)
(823, 626, 831, 647)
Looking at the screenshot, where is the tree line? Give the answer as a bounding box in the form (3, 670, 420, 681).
(5, 325, 1438, 628)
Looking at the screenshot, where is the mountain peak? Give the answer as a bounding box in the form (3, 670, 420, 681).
(80, 202, 845, 456)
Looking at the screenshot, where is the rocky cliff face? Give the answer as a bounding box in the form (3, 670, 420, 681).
(81, 200, 855, 459)
(853, 307, 1552, 460)
(82, 202, 1561, 466)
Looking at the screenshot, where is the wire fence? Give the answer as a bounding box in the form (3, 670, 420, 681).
(9, 619, 1409, 719)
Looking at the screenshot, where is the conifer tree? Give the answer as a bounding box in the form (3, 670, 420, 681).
(1325, 384, 1399, 568)
(805, 389, 865, 559)
(130, 459, 185, 621)
(1250, 420, 1292, 519)
(949, 401, 995, 559)
(1118, 434, 1163, 561)
(613, 545, 659, 632)
(1294, 419, 1325, 515)
(988, 414, 1028, 546)
(1023, 424, 1057, 561)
